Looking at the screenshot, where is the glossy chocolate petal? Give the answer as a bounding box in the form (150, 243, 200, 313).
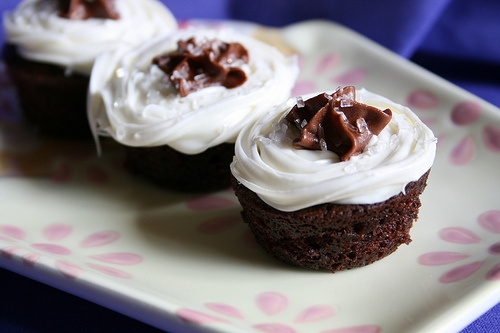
(153, 37, 249, 97)
(287, 86, 392, 161)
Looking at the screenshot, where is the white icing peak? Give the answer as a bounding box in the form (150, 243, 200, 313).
(88, 27, 299, 154)
(230, 88, 437, 212)
(3, 0, 177, 75)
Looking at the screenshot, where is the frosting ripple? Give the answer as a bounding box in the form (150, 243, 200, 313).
(88, 27, 299, 154)
(3, 0, 177, 75)
(230, 88, 437, 211)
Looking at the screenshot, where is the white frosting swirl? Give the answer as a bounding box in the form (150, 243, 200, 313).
(88, 27, 299, 154)
(230, 88, 437, 211)
(3, 0, 177, 75)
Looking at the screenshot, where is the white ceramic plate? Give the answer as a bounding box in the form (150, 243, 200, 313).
(1, 20, 500, 333)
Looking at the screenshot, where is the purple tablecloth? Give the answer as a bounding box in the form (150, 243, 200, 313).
(1, 0, 499, 332)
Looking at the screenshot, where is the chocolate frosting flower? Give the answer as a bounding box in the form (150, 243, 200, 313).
(285, 86, 392, 161)
(58, 0, 120, 20)
(153, 37, 249, 97)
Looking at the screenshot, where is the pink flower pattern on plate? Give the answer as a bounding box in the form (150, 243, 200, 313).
(418, 210, 500, 283)
(331, 68, 366, 85)
(314, 53, 339, 75)
(404, 89, 500, 167)
(406, 89, 439, 110)
(0, 223, 142, 280)
(483, 125, 500, 153)
(292, 80, 317, 96)
(176, 291, 379, 333)
(448, 135, 475, 166)
(189, 193, 259, 248)
(450, 101, 481, 126)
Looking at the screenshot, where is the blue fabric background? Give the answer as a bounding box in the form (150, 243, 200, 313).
(1, 0, 499, 332)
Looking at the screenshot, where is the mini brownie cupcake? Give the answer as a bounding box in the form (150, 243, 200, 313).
(88, 27, 299, 192)
(2, 0, 177, 138)
(230, 86, 437, 272)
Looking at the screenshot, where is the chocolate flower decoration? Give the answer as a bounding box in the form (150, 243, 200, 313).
(153, 37, 249, 97)
(285, 86, 392, 161)
(58, 0, 119, 20)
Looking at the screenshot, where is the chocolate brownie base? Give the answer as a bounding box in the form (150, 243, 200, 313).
(2, 44, 91, 139)
(231, 170, 430, 272)
(125, 143, 235, 193)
